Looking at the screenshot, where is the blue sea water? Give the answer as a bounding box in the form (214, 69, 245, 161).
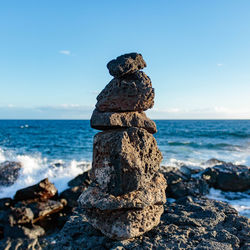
(0, 120, 249, 216)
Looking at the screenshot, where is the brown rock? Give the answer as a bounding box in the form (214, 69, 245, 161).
(91, 127, 162, 196)
(83, 205, 164, 240)
(107, 52, 146, 78)
(96, 71, 154, 112)
(90, 109, 157, 134)
(14, 178, 57, 202)
(78, 172, 166, 210)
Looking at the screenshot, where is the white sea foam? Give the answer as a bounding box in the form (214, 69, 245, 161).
(0, 148, 91, 198)
(207, 188, 250, 218)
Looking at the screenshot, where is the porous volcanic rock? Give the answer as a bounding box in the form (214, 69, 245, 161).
(91, 127, 162, 196)
(91, 109, 157, 134)
(0, 161, 22, 186)
(42, 197, 250, 250)
(78, 172, 166, 210)
(14, 178, 57, 202)
(96, 71, 154, 112)
(107, 52, 146, 78)
(202, 162, 250, 192)
(161, 166, 209, 199)
(83, 205, 164, 240)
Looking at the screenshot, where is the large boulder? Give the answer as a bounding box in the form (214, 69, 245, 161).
(42, 197, 250, 250)
(14, 178, 58, 202)
(0, 161, 22, 186)
(202, 162, 250, 191)
(91, 127, 162, 196)
(96, 71, 154, 112)
(161, 166, 209, 199)
(107, 52, 146, 78)
(78, 172, 166, 210)
(91, 109, 157, 134)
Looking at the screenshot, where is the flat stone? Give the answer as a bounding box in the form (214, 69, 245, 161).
(107, 53, 146, 78)
(84, 205, 164, 240)
(14, 178, 58, 202)
(91, 127, 162, 196)
(91, 109, 157, 134)
(78, 172, 166, 210)
(96, 71, 154, 112)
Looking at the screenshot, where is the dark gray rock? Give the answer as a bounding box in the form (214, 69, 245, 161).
(4, 224, 45, 239)
(67, 171, 90, 187)
(0, 161, 22, 186)
(91, 127, 162, 196)
(0, 238, 42, 250)
(107, 53, 146, 78)
(202, 162, 250, 191)
(78, 172, 166, 210)
(91, 109, 157, 134)
(0, 198, 12, 210)
(9, 207, 34, 225)
(161, 166, 209, 199)
(14, 178, 58, 202)
(96, 71, 154, 112)
(42, 197, 250, 250)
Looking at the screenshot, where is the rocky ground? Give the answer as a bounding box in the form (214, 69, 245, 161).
(0, 158, 249, 249)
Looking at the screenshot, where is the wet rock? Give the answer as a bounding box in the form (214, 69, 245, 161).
(202, 162, 250, 191)
(96, 71, 154, 112)
(0, 198, 12, 210)
(0, 238, 42, 250)
(84, 205, 164, 240)
(4, 224, 45, 239)
(67, 171, 91, 187)
(91, 127, 162, 196)
(10, 207, 34, 225)
(161, 166, 209, 198)
(91, 109, 157, 134)
(0, 161, 22, 186)
(107, 52, 146, 78)
(43, 197, 250, 250)
(14, 178, 58, 202)
(60, 185, 87, 209)
(79, 172, 166, 210)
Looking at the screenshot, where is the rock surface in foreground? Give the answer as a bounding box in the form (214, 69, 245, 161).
(41, 197, 250, 250)
(91, 109, 157, 134)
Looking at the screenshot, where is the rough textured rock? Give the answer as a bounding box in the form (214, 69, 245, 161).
(91, 109, 157, 134)
(161, 166, 209, 199)
(0, 238, 42, 250)
(84, 205, 164, 240)
(107, 53, 146, 78)
(79, 172, 166, 210)
(0, 161, 22, 186)
(4, 224, 45, 239)
(42, 197, 250, 250)
(9, 207, 34, 225)
(91, 127, 162, 196)
(202, 162, 250, 191)
(67, 171, 91, 187)
(14, 178, 58, 202)
(96, 71, 154, 112)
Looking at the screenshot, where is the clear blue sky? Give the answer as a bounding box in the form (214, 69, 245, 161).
(0, 0, 249, 119)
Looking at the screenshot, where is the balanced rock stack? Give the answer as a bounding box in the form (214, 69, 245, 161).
(78, 53, 167, 240)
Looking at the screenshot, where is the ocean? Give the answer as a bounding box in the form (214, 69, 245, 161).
(0, 120, 249, 217)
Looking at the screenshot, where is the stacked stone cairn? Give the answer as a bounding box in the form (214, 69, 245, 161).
(78, 53, 167, 240)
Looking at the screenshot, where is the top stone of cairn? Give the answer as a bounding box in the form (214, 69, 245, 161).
(107, 52, 147, 77)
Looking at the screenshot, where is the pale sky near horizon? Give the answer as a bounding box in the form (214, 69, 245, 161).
(0, 0, 250, 119)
